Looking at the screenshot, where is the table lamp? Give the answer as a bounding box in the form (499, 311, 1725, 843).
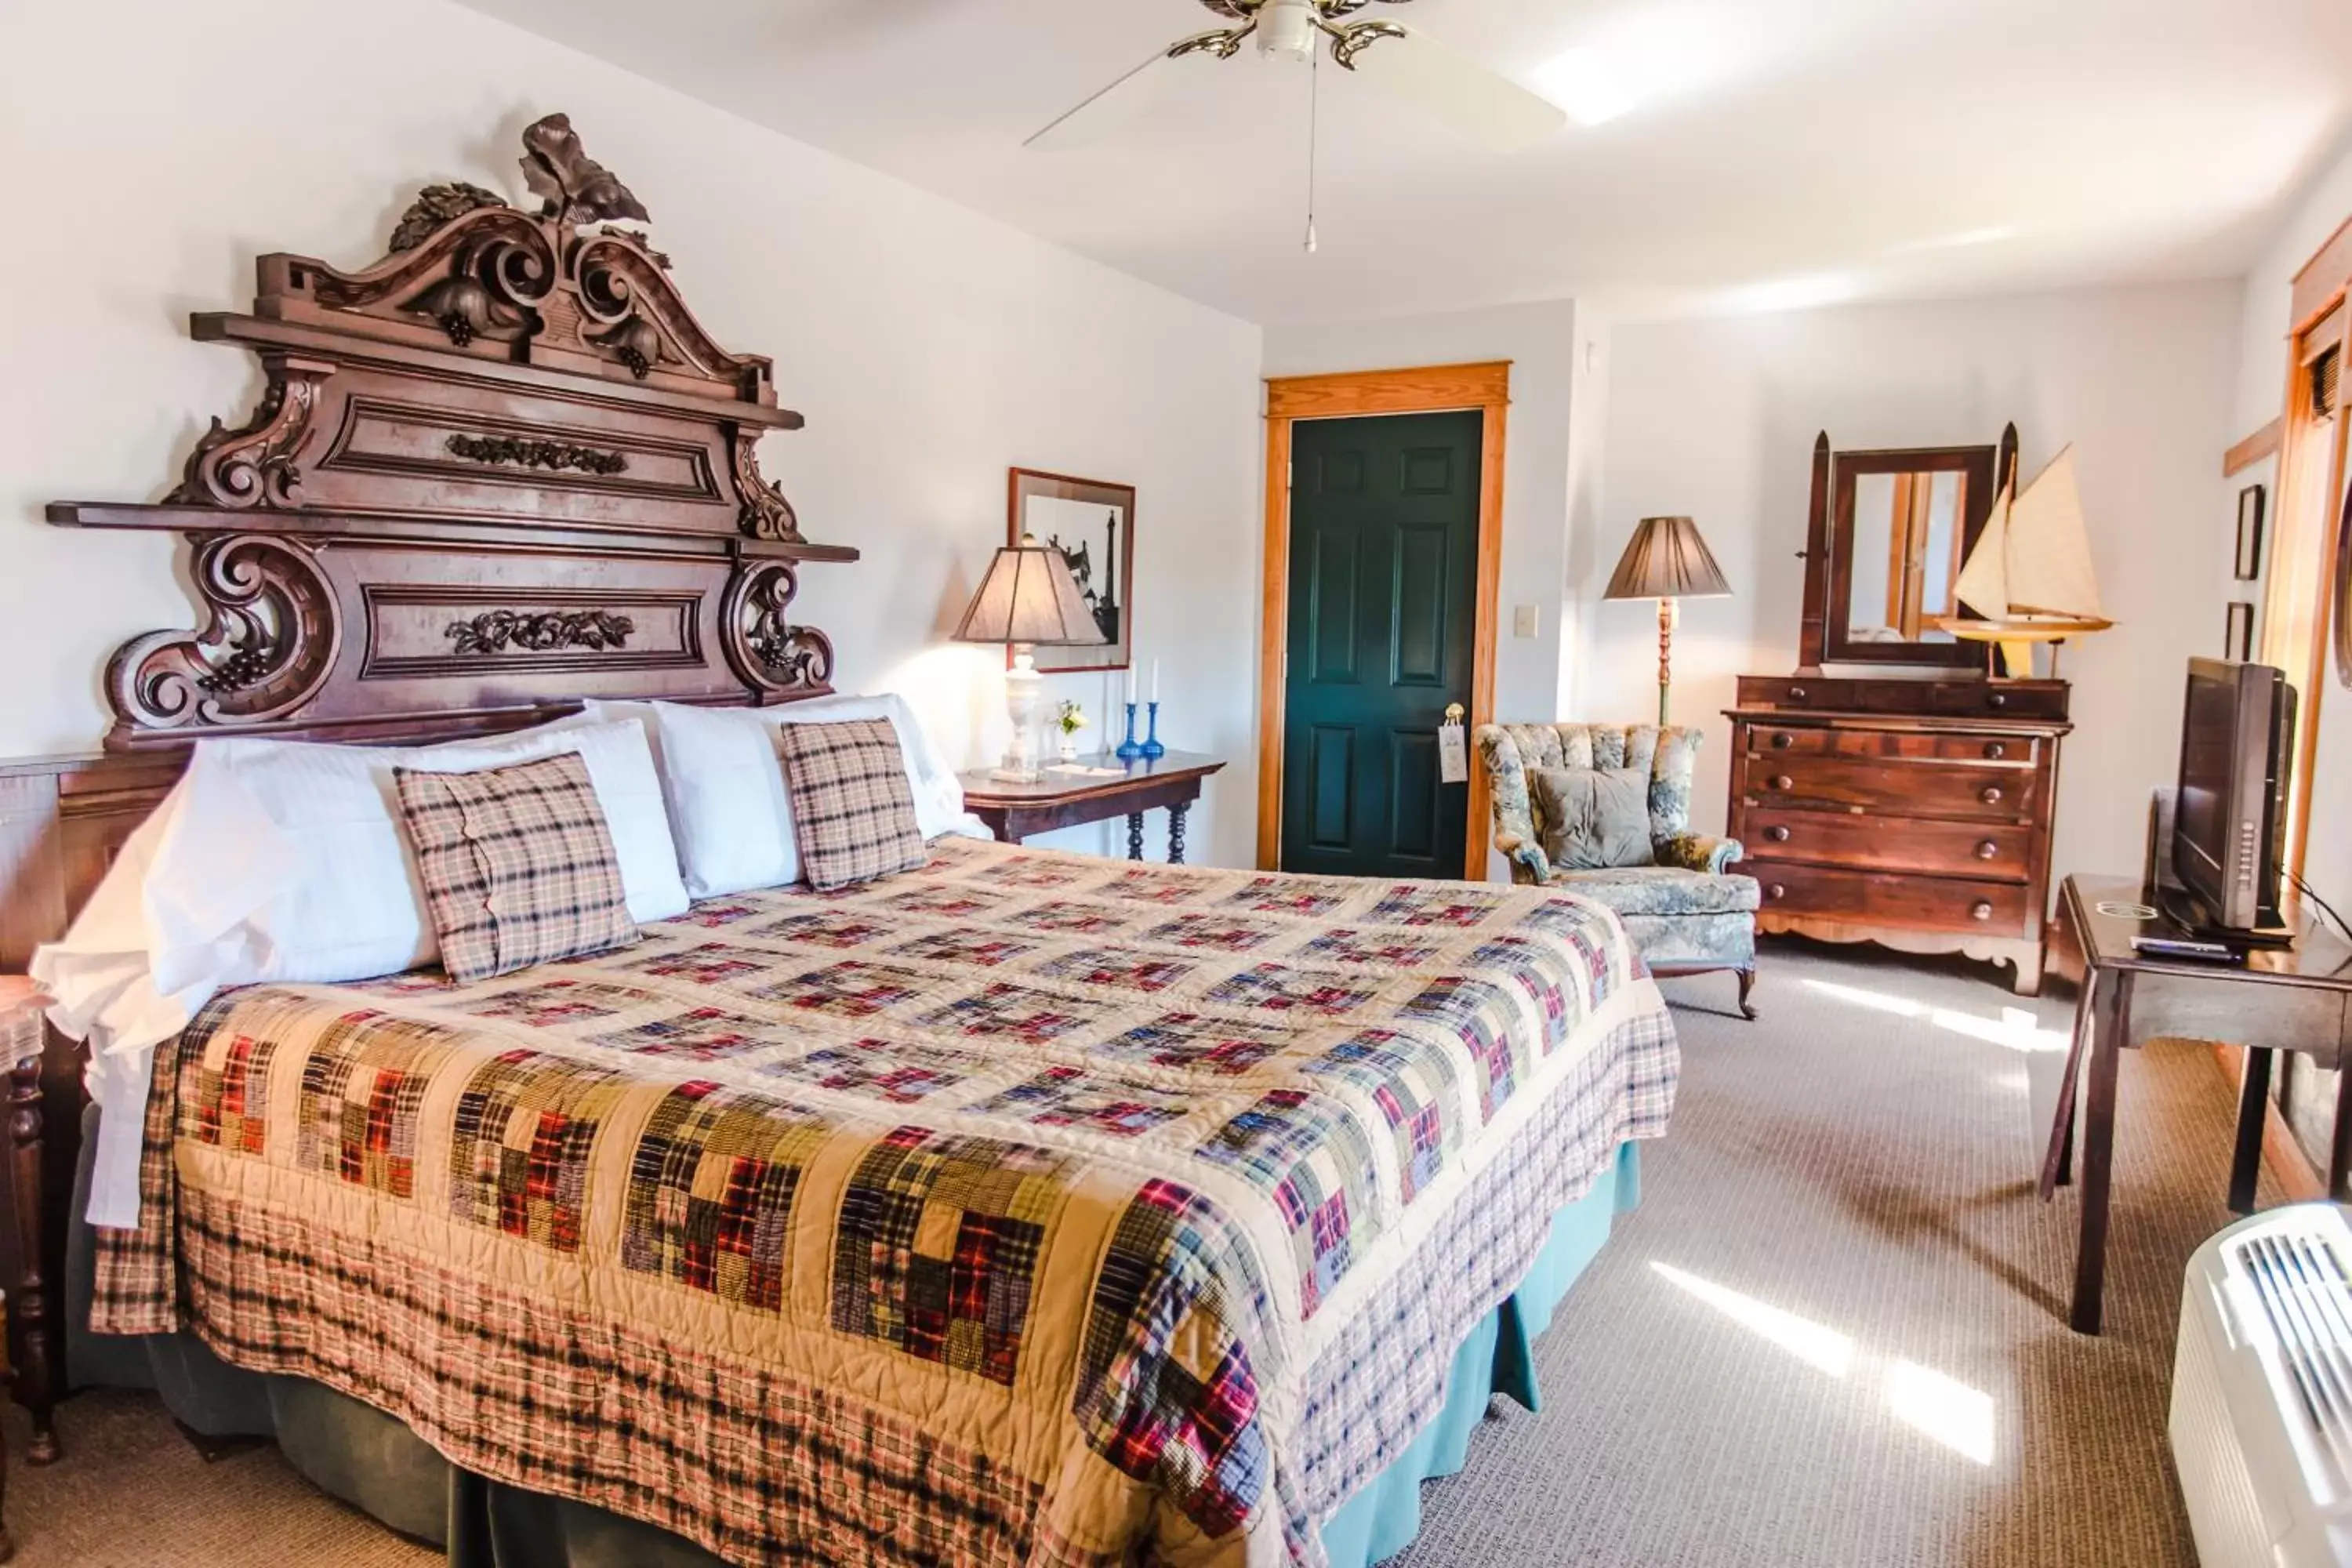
(1604, 515, 1732, 725)
(953, 533, 1105, 781)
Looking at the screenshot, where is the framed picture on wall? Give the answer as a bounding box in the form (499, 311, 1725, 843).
(2226, 601, 2255, 662)
(2235, 484, 2267, 581)
(1010, 467, 1135, 673)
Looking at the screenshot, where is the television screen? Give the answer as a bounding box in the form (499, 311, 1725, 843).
(2171, 658, 2293, 933)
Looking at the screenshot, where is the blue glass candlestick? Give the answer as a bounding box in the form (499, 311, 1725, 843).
(1141, 701, 1166, 759)
(1115, 702, 1143, 760)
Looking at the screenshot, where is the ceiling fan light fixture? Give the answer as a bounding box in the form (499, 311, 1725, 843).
(1257, 0, 1318, 62)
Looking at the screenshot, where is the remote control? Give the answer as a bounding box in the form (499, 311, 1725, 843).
(2131, 933, 2245, 964)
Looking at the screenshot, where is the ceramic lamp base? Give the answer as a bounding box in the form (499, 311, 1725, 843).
(996, 648, 1043, 782)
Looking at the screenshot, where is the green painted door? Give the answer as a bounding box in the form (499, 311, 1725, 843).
(1280, 409, 1479, 878)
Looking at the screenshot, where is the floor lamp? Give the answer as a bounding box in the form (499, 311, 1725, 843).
(1604, 516, 1732, 726)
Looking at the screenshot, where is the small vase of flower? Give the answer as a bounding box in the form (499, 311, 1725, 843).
(1053, 699, 1087, 764)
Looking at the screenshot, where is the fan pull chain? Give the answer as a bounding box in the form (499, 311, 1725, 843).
(1305, 45, 1319, 254)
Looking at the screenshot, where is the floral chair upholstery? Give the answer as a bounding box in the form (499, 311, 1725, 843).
(1476, 722, 1759, 1018)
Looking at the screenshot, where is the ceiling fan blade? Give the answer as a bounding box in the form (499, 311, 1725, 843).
(1339, 25, 1568, 152)
(1024, 47, 1193, 151)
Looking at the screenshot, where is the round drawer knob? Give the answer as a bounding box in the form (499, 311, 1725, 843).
(1771, 775, 1794, 791)
(1984, 741, 2007, 760)
(1771, 732, 1794, 750)
(1970, 900, 1994, 921)
(1767, 884, 1787, 900)
(1979, 786, 2003, 804)
(1788, 685, 1809, 701)
(1988, 691, 2009, 709)
(1976, 839, 1998, 860)
(1767, 826, 1791, 843)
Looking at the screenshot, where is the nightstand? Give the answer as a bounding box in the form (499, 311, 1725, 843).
(958, 752, 1226, 861)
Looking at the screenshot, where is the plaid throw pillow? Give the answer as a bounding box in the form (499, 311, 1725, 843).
(776, 717, 928, 891)
(393, 751, 640, 984)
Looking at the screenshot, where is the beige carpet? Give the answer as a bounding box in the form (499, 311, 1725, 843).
(5, 942, 2240, 1566)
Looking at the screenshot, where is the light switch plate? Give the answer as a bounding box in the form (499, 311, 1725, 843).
(1512, 604, 1541, 638)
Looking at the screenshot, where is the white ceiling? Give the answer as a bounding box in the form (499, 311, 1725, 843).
(458, 0, 2352, 325)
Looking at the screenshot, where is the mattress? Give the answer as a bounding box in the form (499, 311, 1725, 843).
(91, 837, 1678, 1566)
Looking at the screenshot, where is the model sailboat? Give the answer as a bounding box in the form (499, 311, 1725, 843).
(1929, 445, 2112, 677)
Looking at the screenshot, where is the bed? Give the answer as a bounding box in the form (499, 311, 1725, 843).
(16, 114, 1681, 1568)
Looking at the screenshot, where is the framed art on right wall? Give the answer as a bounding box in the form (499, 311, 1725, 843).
(2236, 484, 2267, 580)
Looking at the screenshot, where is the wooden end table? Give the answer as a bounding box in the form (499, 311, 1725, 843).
(2042, 875, 2352, 1334)
(959, 751, 1225, 862)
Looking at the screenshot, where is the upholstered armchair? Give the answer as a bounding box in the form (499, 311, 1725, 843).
(1476, 722, 1760, 1018)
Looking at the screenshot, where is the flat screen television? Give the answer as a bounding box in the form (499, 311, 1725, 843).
(2171, 657, 2296, 935)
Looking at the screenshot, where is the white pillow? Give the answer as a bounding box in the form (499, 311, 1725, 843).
(601, 695, 976, 899)
(202, 720, 688, 983)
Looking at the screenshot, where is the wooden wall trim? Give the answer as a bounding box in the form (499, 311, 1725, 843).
(2223, 417, 2283, 477)
(2292, 212, 2352, 337)
(1265, 361, 1512, 420)
(1257, 362, 1512, 877)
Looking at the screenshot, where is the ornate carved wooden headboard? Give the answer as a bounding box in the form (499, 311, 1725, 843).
(0, 118, 862, 1410)
(51, 111, 850, 753)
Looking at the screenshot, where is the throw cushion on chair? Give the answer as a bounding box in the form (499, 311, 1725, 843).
(1530, 765, 1656, 871)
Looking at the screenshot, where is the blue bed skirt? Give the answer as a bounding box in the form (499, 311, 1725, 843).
(1319, 1141, 1639, 1567)
(68, 1108, 1639, 1568)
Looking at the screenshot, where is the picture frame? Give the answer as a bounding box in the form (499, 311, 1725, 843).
(2235, 484, 2266, 581)
(2226, 600, 2255, 662)
(1009, 466, 1135, 674)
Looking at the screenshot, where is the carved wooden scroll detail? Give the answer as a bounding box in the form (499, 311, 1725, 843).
(446, 609, 635, 655)
(724, 561, 833, 699)
(106, 535, 341, 735)
(734, 435, 803, 543)
(169, 355, 334, 510)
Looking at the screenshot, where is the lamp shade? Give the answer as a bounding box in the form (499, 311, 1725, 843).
(953, 534, 1106, 647)
(1603, 516, 1732, 601)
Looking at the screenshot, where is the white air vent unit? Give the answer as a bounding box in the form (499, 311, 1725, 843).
(2172, 1203, 2352, 1568)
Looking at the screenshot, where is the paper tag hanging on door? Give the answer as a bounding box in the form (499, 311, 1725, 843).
(1438, 703, 1469, 784)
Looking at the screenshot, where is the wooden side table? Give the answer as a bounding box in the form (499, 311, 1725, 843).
(958, 751, 1226, 862)
(2041, 876, 2352, 1334)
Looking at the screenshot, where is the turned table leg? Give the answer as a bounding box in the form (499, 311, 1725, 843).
(1167, 802, 1190, 865)
(8, 1058, 53, 1465)
(1126, 812, 1145, 861)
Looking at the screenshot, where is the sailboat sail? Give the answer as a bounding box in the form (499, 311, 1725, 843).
(2003, 446, 2103, 619)
(1953, 480, 2011, 619)
(1947, 444, 2103, 622)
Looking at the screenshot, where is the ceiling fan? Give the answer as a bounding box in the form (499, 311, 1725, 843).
(1025, 0, 1568, 155)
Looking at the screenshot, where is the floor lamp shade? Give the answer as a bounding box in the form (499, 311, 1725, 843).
(1603, 517, 1732, 727)
(1603, 516, 1732, 602)
(954, 535, 1105, 782)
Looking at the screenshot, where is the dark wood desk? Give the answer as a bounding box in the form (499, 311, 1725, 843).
(958, 752, 1225, 862)
(2042, 874, 2352, 1334)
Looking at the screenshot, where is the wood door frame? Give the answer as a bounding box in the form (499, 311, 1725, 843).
(1257, 361, 1510, 877)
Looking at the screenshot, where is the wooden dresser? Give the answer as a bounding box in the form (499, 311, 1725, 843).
(1726, 675, 2071, 994)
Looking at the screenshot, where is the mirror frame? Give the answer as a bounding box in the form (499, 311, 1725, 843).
(1798, 426, 2016, 670)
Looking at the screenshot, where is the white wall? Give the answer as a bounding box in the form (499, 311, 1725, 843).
(1591, 282, 2246, 891)
(0, 0, 1263, 866)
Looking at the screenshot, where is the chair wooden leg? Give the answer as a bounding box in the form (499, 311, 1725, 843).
(1736, 967, 1757, 1021)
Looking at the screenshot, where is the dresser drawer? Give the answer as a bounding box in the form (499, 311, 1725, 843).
(1743, 725, 2038, 765)
(1741, 808, 2032, 880)
(1735, 676, 2069, 721)
(1741, 753, 2035, 819)
(1748, 862, 2036, 936)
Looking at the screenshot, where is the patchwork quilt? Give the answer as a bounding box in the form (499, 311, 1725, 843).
(94, 837, 1679, 1566)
